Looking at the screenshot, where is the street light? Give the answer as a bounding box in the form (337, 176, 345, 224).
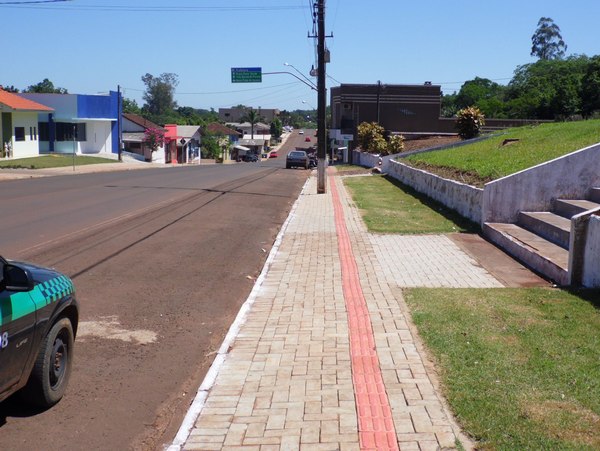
(302, 100, 316, 110)
(284, 63, 317, 90)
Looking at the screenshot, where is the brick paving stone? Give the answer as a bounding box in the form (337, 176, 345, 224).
(171, 173, 485, 451)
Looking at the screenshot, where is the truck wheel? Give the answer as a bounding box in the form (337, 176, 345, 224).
(22, 318, 74, 407)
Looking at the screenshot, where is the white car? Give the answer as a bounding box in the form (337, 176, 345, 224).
(299, 130, 304, 135)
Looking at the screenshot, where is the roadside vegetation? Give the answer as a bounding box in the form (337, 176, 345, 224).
(405, 287, 600, 450)
(403, 119, 600, 187)
(343, 174, 477, 234)
(0, 154, 119, 170)
(342, 172, 600, 449)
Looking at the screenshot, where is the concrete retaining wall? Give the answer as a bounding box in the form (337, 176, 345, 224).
(387, 160, 483, 224)
(350, 150, 394, 171)
(582, 214, 600, 288)
(483, 143, 600, 223)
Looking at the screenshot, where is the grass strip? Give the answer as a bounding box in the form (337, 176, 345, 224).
(404, 287, 600, 450)
(343, 174, 477, 234)
(0, 155, 119, 169)
(405, 120, 600, 181)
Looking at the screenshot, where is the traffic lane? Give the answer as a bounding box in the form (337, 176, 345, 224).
(258, 130, 317, 168)
(0, 166, 309, 450)
(0, 163, 275, 257)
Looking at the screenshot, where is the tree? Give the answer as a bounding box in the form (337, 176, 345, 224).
(201, 133, 220, 159)
(455, 77, 507, 117)
(531, 17, 567, 61)
(122, 97, 141, 114)
(177, 106, 204, 125)
(441, 92, 459, 118)
(24, 78, 68, 94)
(270, 118, 283, 139)
(0, 84, 19, 93)
(580, 56, 600, 118)
(240, 108, 263, 139)
(506, 56, 588, 119)
(143, 127, 166, 159)
(141, 73, 178, 117)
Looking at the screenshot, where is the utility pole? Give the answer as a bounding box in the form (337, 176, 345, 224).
(117, 85, 123, 162)
(316, 0, 327, 194)
(376, 80, 382, 124)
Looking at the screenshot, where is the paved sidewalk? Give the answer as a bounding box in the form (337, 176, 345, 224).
(168, 170, 506, 450)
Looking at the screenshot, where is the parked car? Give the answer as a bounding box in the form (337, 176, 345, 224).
(0, 256, 78, 407)
(298, 130, 304, 135)
(305, 137, 311, 142)
(269, 151, 278, 158)
(242, 153, 258, 162)
(286, 150, 309, 169)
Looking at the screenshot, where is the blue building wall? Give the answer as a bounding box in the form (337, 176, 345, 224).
(21, 91, 121, 155)
(76, 91, 118, 119)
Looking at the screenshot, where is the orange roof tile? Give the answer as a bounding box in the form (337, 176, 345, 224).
(0, 89, 53, 112)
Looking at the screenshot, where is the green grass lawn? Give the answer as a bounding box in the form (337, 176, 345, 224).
(343, 174, 477, 234)
(333, 164, 369, 173)
(0, 154, 119, 169)
(405, 120, 600, 181)
(404, 287, 600, 450)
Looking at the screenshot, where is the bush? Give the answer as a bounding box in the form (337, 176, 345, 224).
(456, 106, 485, 139)
(357, 122, 385, 152)
(357, 122, 405, 155)
(387, 134, 405, 154)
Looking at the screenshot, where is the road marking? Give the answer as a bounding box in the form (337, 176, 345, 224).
(78, 316, 157, 345)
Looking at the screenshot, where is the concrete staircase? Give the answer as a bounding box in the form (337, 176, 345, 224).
(484, 188, 600, 286)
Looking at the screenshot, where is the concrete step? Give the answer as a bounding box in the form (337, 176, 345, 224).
(483, 222, 569, 286)
(589, 187, 600, 203)
(518, 211, 571, 249)
(554, 199, 600, 219)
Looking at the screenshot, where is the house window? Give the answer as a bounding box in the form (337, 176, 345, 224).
(15, 127, 25, 141)
(39, 122, 49, 141)
(30, 126, 37, 140)
(56, 122, 87, 141)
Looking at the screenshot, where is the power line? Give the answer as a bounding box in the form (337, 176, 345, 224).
(123, 81, 299, 96)
(435, 77, 513, 85)
(0, 2, 305, 10)
(0, 0, 69, 4)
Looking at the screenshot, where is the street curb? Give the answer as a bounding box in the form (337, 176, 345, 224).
(165, 176, 311, 451)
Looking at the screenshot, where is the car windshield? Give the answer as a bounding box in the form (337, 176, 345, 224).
(289, 152, 305, 157)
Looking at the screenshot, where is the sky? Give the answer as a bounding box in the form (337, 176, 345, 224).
(2, 0, 600, 112)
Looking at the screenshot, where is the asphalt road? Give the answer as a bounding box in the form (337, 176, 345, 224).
(0, 132, 314, 450)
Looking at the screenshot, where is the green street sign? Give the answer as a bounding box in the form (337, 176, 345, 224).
(231, 67, 262, 83)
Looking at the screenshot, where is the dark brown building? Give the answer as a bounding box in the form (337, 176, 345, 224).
(330, 83, 447, 146)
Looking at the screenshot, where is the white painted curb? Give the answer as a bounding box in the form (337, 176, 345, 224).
(166, 176, 311, 451)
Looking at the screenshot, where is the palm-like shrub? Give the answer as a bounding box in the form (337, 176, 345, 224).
(456, 106, 485, 139)
(357, 122, 405, 155)
(387, 134, 405, 154)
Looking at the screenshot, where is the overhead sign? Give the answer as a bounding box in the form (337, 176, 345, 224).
(231, 67, 262, 83)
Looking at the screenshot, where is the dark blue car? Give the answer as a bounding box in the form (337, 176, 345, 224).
(0, 256, 78, 407)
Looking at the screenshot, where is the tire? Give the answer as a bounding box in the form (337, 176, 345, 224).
(286, 164, 291, 169)
(22, 318, 74, 407)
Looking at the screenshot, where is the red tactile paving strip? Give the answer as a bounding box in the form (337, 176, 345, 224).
(329, 172, 399, 451)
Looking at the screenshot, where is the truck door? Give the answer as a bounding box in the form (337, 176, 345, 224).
(0, 290, 36, 396)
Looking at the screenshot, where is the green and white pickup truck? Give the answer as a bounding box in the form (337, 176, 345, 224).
(0, 256, 78, 408)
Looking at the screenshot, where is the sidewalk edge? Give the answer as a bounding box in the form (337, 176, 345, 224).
(165, 176, 311, 451)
